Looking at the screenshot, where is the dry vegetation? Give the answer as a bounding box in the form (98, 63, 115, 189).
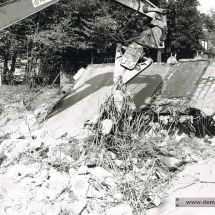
(0, 82, 215, 215)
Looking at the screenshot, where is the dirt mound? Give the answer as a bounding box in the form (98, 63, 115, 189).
(0, 85, 63, 137)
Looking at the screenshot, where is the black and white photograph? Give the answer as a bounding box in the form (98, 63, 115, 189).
(0, 0, 215, 214)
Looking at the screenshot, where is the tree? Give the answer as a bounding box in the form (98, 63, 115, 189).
(161, 0, 205, 59)
(201, 9, 215, 56)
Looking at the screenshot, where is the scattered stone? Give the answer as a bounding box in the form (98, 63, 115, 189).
(60, 200, 86, 215)
(85, 157, 97, 166)
(187, 154, 200, 162)
(71, 175, 89, 199)
(30, 136, 42, 149)
(148, 193, 162, 206)
(78, 166, 89, 175)
(101, 119, 113, 135)
(107, 203, 133, 215)
(208, 136, 215, 146)
(175, 133, 188, 142)
(31, 129, 46, 138)
(61, 84, 74, 93)
(47, 145, 67, 161)
(6, 164, 39, 178)
(115, 159, 123, 168)
(131, 158, 138, 165)
(69, 145, 82, 161)
(106, 151, 116, 160)
(144, 158, 156, 168)
(33, 103, 48, 118)
(89, 167, 113, 184)
(113, 192, 123, 201)
(159, 156, 183, 169)
(159, 115, 169, 125)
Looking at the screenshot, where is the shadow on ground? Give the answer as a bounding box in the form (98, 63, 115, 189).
(48, 72, 113, 119)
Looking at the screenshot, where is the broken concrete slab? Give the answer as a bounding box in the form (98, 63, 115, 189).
(160, 60, 209, 99)
(44, 64, 114, 138)
(153, 59, 210, 113)
(127, 63, 172, 111)
(44, 63, 172, 137)
(147, 158, 215, 215)
(190, 58, 215, 116)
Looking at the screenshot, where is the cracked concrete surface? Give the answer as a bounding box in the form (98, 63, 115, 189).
(147, 158, 215, 215)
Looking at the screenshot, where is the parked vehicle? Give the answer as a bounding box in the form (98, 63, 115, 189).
(11, 64, 26, 84)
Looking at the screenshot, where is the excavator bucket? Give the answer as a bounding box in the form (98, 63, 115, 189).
(113, 0, 168, 84)
(114, 43, 153, 84)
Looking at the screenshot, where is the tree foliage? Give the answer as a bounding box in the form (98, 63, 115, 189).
(201, 9, 215, 55)
(0, 0, 213, 85)
(163, 0, 204, 58)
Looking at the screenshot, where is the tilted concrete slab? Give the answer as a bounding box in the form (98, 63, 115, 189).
(44, 64, 114, 137)
(44, 63, 172, 137)
(153, 60, 210, 113)
(190, 58, 215, 116)
(160, 60, 210, 99)
(127, 63, 172, 111)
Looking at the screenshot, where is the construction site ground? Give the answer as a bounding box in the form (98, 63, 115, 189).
(1, 78, 215, 215)
(0, 84, 63, 137)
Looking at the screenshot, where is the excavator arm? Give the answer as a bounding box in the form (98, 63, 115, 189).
(113, 0, 168, 83)
(0, 0, 167, 85)
(0, 0, 59, 31)
(114, 0, 167, 48)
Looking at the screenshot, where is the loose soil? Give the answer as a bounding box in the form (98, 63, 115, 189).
(0, 84, 64, 136)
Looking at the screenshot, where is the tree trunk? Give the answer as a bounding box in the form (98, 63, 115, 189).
(91, 51, 94, 64)
(28, 23, 39, 89)
(3, 53, 9, 84)
(10, 51, 17, 73)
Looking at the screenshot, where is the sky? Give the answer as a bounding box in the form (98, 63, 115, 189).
(198, 0, 215, 14)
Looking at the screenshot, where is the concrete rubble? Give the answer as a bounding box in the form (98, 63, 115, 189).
(0, 127, 135, 215)
(0, 113, 215, 215)
(2, 58, 215, 214)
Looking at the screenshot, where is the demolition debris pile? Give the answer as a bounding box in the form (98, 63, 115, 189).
(0, 83, 215, 215)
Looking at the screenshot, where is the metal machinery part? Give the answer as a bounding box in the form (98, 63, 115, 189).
(0, 0, 59, 31)
(0, 0, 167, 85)
(113, 0, 168, 83)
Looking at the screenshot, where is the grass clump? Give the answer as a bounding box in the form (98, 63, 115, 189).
(83, 79, 172, 214)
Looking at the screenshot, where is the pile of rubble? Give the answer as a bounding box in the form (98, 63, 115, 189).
(1, 122, 215, 215)
(1, 84, 215, 215)
(0, 132, 133, 215)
